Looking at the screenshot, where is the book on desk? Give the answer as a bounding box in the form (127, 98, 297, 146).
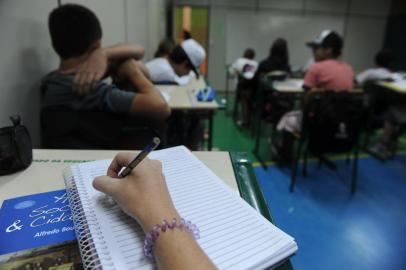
(0, 190, 83, 269)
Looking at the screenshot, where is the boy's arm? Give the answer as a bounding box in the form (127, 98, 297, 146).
(118, 59, 171, 119)
(74, 43, 145, 94)
(105, 43, 145, 61)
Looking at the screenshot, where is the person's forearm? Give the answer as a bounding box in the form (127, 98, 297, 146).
(105, 43, 145, 61)
(127, 68, 156, 94)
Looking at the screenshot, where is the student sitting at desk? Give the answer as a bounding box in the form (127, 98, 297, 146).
(229, 48, 258, 80)
(255, 38, 291, 77)
(229, 48, 258, 126)
(145, 39, 206, 85)
(356, 50, 394, 87)
(42, 4, 170, 125)
(273, 30, 354, 162)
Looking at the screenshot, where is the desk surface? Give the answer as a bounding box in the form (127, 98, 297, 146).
(272, 78, 304, 93)
(0, 149, 238, 206)
(156, 77, 219, 110)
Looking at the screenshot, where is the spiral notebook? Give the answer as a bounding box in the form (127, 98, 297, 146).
(63, 146, 297, 269)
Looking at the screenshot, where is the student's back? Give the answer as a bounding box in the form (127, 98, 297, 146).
(256, 38, 290, 76)
(304, 30, 353, 91)
(43, 4, 170, 121)
(42, 72, 134, 114)
(304, 59, 353, 91)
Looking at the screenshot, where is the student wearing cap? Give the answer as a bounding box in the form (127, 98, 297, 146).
(273, 30, 354, 163)
(303, 30, 353, 91)
(146, 39, 206, 85)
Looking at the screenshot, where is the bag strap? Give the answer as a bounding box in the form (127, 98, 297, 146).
(10, 115, 21, 127)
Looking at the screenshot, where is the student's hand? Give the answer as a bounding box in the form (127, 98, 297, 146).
(73, 48, 108, 94)
(93, 153, 179, 231)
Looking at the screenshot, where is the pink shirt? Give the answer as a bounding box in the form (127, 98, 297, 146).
(304, 59, 354, 91)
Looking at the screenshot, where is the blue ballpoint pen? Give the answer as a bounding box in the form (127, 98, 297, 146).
(118, 137, 161, 177)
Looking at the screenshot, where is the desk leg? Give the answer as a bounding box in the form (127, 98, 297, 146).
(208, 112, 213, 151)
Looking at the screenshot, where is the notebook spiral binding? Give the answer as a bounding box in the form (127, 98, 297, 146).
(64, 165, 115, 270)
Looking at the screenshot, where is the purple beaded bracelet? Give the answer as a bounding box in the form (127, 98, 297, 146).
(143, 217, 200, 258)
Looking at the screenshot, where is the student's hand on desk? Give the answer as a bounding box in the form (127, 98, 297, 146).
(73, 48, 108, 94)
(93, 152, 179, 232)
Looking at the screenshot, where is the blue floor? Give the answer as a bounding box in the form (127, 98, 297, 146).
(255, 155, 406, 270)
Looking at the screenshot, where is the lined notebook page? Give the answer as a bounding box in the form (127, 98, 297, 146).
(71, 146, 297, 270)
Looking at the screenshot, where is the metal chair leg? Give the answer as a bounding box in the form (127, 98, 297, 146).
(290, 140, 303, 192)
(351, 145, 359, 194)
(302, 145, 308, 177)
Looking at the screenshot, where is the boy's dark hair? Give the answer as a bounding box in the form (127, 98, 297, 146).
(243, 48, 255, 60)
(321, 32, 343, 58)
(169, 45, 193, 68)
(375, 50, 393, 68)
(48, 4, 102, 59)
(154, 38, 176, 58)
(269, 38, 289, 67)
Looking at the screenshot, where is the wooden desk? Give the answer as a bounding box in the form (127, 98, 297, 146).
(157, 76, 219, 110)
(0, 149, 236, 205)
(272, 79, 304, 93)
(272, 79, 363, 94)
(156, 77, 218, 150)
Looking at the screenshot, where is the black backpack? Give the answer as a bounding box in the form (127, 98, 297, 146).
(0, 116, 33, 175)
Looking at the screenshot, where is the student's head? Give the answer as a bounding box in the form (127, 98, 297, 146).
(269, 38, 289, 66)
(182, 29, 192, 40)
(243, 48, 255, 60)
(48, 4, 102, 60)
(154, 38, 176, 58)
(307, 30, 343, 61)
(375, 50, 393, 68)
(169, 39, 206, 77)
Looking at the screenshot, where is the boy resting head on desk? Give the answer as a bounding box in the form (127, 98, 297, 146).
(42, 4, 170, 121)
(146, 39, 206, 85)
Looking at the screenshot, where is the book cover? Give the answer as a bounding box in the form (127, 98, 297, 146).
(0, 189, 83, 269)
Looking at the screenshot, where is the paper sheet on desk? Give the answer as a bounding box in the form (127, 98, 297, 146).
(160, 91, 171, 102)
(388, 80, 406, 92)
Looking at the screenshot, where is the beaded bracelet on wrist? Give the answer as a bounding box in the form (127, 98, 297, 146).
(143, 217, 200, 258)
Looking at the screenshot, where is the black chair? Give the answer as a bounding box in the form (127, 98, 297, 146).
(252, 75, 294, 167)
(41, 106, 166, 150)
(290, 91, 366, 194)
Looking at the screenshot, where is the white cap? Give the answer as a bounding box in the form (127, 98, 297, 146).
(181, 39, 206, 76)
(306, 30, 334, 48)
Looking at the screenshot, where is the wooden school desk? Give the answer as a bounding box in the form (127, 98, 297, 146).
(156, 76, 219, 150)
(272, 79, 304, 94)
(0, 149, 293, 270)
